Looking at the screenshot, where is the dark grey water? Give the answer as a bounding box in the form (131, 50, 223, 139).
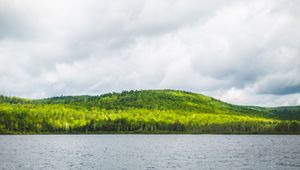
(0, 135, 300, 170)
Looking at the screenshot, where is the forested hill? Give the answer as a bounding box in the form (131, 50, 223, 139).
(0, 90, 300, 134)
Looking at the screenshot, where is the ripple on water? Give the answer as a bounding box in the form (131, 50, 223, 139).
(0, 135, 300, 170)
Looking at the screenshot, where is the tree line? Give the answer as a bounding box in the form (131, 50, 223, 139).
(1, 103, 299, 134)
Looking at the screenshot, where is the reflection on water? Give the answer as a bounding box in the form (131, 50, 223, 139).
(0, 135, 300, 169)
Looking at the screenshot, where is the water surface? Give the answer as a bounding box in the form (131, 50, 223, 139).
(0, 135, 300, 170)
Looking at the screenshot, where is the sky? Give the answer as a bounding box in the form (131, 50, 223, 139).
(0, 0, 300, 106)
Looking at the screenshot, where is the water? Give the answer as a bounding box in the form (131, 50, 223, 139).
(0, 135, 300, 170)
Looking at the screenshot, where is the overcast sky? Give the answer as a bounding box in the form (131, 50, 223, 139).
(0, 0, 300, 106)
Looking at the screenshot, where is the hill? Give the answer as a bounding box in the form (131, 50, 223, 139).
(0, 90, 299, 134)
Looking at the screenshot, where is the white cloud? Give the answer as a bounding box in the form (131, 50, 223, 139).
(0, 0, 299, 106)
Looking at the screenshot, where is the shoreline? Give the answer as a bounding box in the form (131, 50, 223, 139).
(2, 131, 300, 135)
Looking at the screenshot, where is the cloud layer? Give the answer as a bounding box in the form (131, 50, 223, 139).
(0, 0, 300, 106)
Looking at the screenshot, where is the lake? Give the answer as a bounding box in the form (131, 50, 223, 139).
(0, 135, 299, 170)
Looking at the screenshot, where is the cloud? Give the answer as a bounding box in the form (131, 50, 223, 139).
(0, 0, 299, 106)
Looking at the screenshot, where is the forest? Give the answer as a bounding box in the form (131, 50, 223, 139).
(0, 90, 300, 134)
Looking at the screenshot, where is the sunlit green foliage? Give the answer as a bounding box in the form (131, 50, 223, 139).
(0, 90, 299, 134)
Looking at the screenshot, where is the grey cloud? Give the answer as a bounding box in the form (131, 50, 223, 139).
(255, 79, 300, 95)
(0, 5, 31, 39)
(271, 86, 300, 95)
(0, 0, 299, 106)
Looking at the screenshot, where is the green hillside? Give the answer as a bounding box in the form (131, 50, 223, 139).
(0, 90, 299, 134)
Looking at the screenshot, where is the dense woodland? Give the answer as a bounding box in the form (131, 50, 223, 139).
(0, 90, 300, 134)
